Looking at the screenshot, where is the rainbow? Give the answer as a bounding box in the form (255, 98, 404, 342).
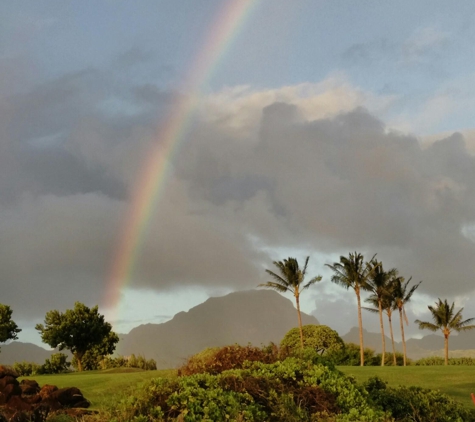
(104, 0, 260, 323)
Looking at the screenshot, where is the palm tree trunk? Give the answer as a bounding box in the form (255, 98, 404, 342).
(378, 300, 386, 366)
(295, 294, 304, 349)
(444, 334, 449, 366)
(356, 288, 364, 366)
(387, 311, 397, 365)
(398, 307, 407, 366)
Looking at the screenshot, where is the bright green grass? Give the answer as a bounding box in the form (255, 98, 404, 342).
(20, 368, 177, 410)
(339, 366, 475, 409)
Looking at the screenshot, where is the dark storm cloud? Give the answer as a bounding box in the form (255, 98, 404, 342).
(2, 62, 475, 321)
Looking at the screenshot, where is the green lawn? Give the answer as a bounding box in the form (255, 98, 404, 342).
(339, 366, 475, 409)
(20, 368, 177, 410)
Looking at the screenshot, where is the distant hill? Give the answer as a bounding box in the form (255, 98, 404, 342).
(119, 289, 319, 368)
(0, 342, 58, 365)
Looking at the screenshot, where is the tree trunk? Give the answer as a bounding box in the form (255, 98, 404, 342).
(444, 333, 449, 366)
(75, 353, 83, 372)
(356, 288, 364, 366)
(378, 300, 386, 366)
(295, 294, 304, 349)
(388, 312, 397, 365)
(398, 307, 407, 366)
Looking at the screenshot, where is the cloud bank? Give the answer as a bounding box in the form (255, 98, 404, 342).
(1, 65, 475, 322)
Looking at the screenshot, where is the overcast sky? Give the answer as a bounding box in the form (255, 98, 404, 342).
(2, 1, 475, 346)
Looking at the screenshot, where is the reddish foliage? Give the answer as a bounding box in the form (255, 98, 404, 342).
(179, 343, 280, 376)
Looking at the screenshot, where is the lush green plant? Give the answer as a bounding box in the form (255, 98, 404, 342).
(12, 360, 42, 376)
(108, 358, 388, 421)
(36, 302, 118, 372)
(39, 352, 71, 374)
(329, 342, 377, 366)
(364, 376, 474, 421)
(281, 325, 344, 357)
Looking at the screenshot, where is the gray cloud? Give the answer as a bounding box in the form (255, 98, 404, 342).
(2, 63, 475, 326)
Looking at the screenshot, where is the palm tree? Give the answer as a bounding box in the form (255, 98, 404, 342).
(415, 299, 475, 365)
(392, 275, 421, 366)
(326, 252, 377, 366)
(259, 257, 322, 348)
(366, 291, 399, 365)
(364, 260, 397, 366)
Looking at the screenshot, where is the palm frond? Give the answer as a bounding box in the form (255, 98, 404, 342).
(415, 320, 439, 331)
(302, 275, 322, 290)
(258, 281, 289, 293)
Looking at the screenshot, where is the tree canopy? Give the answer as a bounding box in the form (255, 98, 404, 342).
(0, 304, 21, 350)
(281, 324, 344, 356)
(35, 302, 118, 371)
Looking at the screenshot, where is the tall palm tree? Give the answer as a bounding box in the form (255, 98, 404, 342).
(366, 292, 398, 365)
(259, 257, 322, 348)
(364, 260, 397, 366)
(392, 275, 421, 366)
(326, 252, 377, 366)
(415, 299, 475, 365)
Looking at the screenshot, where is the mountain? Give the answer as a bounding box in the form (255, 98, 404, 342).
(118, 289, 319, 368)
(0, 342, 58, 365)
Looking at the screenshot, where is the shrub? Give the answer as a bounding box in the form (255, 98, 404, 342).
(38, 353, 71, 374)
(12, 361, 42, 376)
(364, 376, 474, 421)
(329, 342, 378, 366)
(280, 325, 344, 357)
(415, 356, 475, 366)
(107, 358, 387, 421)
(178, 344, 280, 376)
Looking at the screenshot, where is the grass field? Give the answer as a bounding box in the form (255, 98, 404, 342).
(20, 368, 177, 410)
(339, 366, 475, 409)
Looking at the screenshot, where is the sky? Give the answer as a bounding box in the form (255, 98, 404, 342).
(2, 0, 475, 346)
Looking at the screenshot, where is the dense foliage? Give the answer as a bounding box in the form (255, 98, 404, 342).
(364, 376, 474, 422)
(281, 325, 344, 357)
(109, 357, 388, 422)
(104, 343, 475, 421)
(179, 344, 280, 376)
(0, 304, 21, 349)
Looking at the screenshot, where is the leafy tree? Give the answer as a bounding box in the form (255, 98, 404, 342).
(392, 275, 421, 366)
(71, 330, 120, 371)
(364, 261, 397, 366)
(259, 257, 321, 348)
(415, 298, 475, 365)
(326, 252, 377, 366)
(280, 325, 344, 357)
(35, 302, 118, 372)
(0, 304, 21, 350)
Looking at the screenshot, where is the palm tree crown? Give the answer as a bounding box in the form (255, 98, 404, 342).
(416, 299, 475, 365)
(259, 257, 321, 348)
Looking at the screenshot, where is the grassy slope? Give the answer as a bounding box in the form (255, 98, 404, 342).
(339, 366, 475, 409)
(20, 368, 177, 410)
